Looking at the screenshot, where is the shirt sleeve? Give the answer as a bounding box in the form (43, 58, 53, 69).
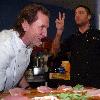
(0, 42, 11, 91)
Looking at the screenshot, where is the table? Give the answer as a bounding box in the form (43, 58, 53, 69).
(0, 89, 48, 99)
(0, 88, 100, 100)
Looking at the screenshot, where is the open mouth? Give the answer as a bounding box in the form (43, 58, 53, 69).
(41, 37, 47, 42)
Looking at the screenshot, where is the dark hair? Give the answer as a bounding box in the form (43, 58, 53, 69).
(74, 5, 91, 15)
(13, 3, 49, 37)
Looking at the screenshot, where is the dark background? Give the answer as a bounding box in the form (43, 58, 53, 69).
(0, 0, 97, 41)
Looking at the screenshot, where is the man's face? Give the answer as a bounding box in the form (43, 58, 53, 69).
(23, 11, 49, 47)
(75, 7, 91, 27)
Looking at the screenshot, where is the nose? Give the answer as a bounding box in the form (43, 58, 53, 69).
(42, 28, 47, 37)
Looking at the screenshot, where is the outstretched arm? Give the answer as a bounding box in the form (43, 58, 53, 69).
(51, 12, 65, 55)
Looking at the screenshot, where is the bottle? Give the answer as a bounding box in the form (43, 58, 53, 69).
(47, 55, 57, 88)
(58, 50, 71, 81)
(49, 65, 57, 80)
(27, 51, 46, 88)
(48, 65, 59, 88)
(49, 65, 66, 80)
(61, 61, 71, 80)
(25, 69, 34, 82)
(47, 51, 71, 87)
(47, 53, 66, 88)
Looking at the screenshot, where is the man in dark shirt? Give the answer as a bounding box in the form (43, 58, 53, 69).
(52, 5, 100, 88)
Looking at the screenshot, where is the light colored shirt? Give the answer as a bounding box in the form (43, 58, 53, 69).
(0, 29, 32, 91)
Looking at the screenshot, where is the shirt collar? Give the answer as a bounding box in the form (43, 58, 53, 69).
(76, 26, 93, 36)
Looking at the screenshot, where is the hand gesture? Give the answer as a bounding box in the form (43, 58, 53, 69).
(55, 12, 65, 30)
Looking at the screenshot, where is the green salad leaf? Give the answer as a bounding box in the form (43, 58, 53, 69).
(49, 84, 90, 100)
(73, 84, 84, 90)
(49, 92, 89, 100)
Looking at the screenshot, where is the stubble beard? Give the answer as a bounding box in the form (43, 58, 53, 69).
(76, 22, 87, 28)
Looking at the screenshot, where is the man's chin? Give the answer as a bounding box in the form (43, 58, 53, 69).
(76, 23, 84, 27)
(27, 43, 41, 48)
(35, 42, 42, 47)
(76, 22, 86, 27)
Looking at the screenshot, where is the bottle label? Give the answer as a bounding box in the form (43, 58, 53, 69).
(25, 69, 34, 81)
(65, 71, 70, 80)
(49, 73, 70, 80)
(61, 61, 71, 80)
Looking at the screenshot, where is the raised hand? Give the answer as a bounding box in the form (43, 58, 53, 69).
(51, 12, 65, 55)
(55, 12, 65, 31)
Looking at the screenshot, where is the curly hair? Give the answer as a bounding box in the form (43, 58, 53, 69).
(13, 3, 49, 37)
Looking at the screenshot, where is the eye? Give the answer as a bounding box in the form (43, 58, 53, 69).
(40, 25, 45, 30)
(75, 11, 85, 15)
(79, 11, 85, 14)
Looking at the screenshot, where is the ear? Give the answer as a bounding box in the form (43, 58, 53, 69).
(88, 15, 91, 20)
(21, 20, 29, 32)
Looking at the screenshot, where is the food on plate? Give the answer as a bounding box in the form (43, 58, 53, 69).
(3, 85, 100, 100)
(87, 89, 100, 97)
(37, 85, 73, 93)
(57, 85, 73, 91)
(37, 86, 53, 93)
(2, 95, 30, 100)
(73, 84, 84, 90)
(9, 88, 29, 96)
(49, 92, 89, 100)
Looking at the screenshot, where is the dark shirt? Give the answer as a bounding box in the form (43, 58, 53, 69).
(61, 27, 100, 88)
